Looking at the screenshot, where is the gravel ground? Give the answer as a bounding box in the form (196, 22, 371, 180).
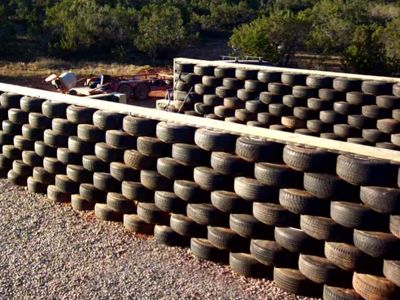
(0, 179, 319, 299)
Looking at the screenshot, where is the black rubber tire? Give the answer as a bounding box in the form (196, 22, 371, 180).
(43, 129, 68, 147)
(55, 174, 80, 194)
(268, 103, 292, 117)
(300, 215, 353, 242)
(47, 185, 71, 203)
(336, 154, 397, 186)
(330, 201, 387, 230)
(186, 203, 227, 226)
(361, 81, 392, 95)
(210, 152, 252, 176)
(170, 214, 206, 237)
(66, 105, 96, 124)
(353, 229, 400, 259)
(52, 118, 77, 136)
(42, 101, 68, 118)
(2, 145, 22, 160)
(154, 191, 186, 213)
(303, 172, 359, 201)
(214, 105, 235, 118)
(105, 129, 136, 149)
(28, 112, 52, 129)
(21, 150, 43, 167)
(323, 285, 362, 300)
(171, 143, 209, 166)
(234, 177, 278, 202)
(68, 136, 95, 155)
(214, 67, 236, 78)
(203, 94, 223, 106)
(274, 227, 323, 255)
(299, 254, 351, 285)
(123, 214, 154, 234)
(245, 100, 267, 113)
(292, 85, 318, 99)
(156, 122, 195, 144)
(194, 83, 214, 95)
(257, 70, 281, 83)
(0, 131, 14, 146)
(319, 89, 344, 101)
(8, 108, 28, 124)
(229, 252, 271, 278)
(254, 162, 303, 188)
(95, 203, 123, 222)
(0, 93, 21, 109)
(156, 157, 192, 180)
(14, 135, 34, 151)
(136, 137, 171, 158)
(362, 105, 391, 119)
(79, 183, 107, 203)
(121, 181, 153, 202)
(352, 272, 400, 300)
(122, 116, 157, 137)
(194, 128, 236, 152)
(259, 92, 282, 105)
(333, 78, 361, 92)
(283, 145, 337, 173)
(360, 186, 400, 214)
(194, 65, 214, 76)
(273, 267, 322, 297)
(210, 190, 251, 214)
(308, 97, 333, 111)
(57, 147, 82, 165)
(43, 157, 66, 175)
(93, 172, 120, 192)
(190, 238, 228, 263)
(95, 142, 124, 162)
(193, 166, 232, 191)
(71, 194, 95, 211)
(382, 224, 400, 261)
(334, 101, 360, 115)
(175, 62, 195, 73)
(362, 129, 389, 143)
(7, 169, 27, 186)
(293, 107, 319, 120)
(140, 170, 172, 191)
(257, 112, 280, 125)
(383, 260, 400, 288)
(66, 164, 92, 183)
(92, 110, 124, 130)
(154, 225, 189, 247)
(21, 124, 43, 141)
(306, 75, 333, 89)
(229, 213, 274, 239)
(236, 69, 258, 80)
(333, 124, 361, 138)
(376, 95, 400, 109)
(173, 180, 208, 203)
(377, 119, 400, 134)
(235, 136, 283, 163)
(253, 202, 299, 227)
(268, 83, 292, 95)
(320, 110, 347, 124)
(12, 160, 32, 177)
(32, 167, 54, 185)
(207, 226, 249, 252)
(279, 188, 329, 216)
(34, 141, 57, 158)
(235, 109, 257, 122)
(109, 162, 139, 182)
(237, 88, 258, 101)
(250, 239, 298, 268)
(124, 150, 156, 170)
(215, 86, 236, 98)
(82, 155, 109, 173)
(106, 193, 136, 214)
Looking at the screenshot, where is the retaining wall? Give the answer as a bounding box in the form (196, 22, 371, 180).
(0, 76, 400, 299)
(173, 58, 400, 151)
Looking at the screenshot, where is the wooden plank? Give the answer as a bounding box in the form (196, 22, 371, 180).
(1, 82, 400, 163)
(174, 58, 400, 83)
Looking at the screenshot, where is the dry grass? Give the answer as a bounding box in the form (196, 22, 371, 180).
(0, 58, 159, 78)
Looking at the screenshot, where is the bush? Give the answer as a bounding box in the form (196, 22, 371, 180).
(135, 5, 194, 59)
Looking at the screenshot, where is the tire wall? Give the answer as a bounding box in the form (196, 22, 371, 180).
(174, 62, 400, 151)
(1, 86, 400, 299)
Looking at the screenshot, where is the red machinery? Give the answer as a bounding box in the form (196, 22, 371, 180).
(46, 71, 173, 104)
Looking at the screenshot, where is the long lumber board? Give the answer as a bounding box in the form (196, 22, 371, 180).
(0, 82, 399, 163)
(174, 58, 400, 83)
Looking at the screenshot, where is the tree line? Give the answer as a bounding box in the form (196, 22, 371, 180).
(1, 0, 400, 75)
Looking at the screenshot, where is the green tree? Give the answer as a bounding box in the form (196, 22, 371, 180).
(381, 17, 400, 71)
(135, 5, 193, 59)
(229, 9, 309, 65)
(45, 0, 136, 56)
(0, 4, 15, 56)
